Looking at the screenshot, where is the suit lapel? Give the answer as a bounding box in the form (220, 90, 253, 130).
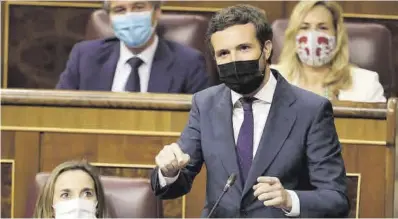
(147, 39, 174, 93)
(241, 71, 297, 204)
(92, 38, 120, 91)
(210, 86, 243, 193)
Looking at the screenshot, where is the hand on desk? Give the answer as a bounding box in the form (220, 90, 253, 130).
(253, 176, 292, 211)
(155, 143, 190, 177)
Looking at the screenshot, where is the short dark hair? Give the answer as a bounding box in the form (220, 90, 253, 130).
(103, 1, 162, 13)
(206, 4, 273, 63)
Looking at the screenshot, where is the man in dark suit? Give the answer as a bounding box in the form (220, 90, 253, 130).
(151, 4, 349, 218)
(56, 0, 208, 94)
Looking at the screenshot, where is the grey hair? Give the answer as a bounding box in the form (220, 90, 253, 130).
(103, 1, 162, 13)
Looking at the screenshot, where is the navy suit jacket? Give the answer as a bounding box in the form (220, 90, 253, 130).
(151, 70, 349, 217)
(56, 37, 209, 94)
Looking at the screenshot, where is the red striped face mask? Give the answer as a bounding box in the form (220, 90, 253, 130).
(295, 31, 336, 67)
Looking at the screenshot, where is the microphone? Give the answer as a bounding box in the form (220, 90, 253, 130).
(207, 173, 237, 218)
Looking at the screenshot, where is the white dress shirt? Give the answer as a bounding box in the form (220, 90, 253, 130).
(111, 36, 159, 92)
(159, 71, 300, 216)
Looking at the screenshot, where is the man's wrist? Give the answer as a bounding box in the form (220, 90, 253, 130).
(283, 190, 293, 211)
(160, 169, 179, 178)
(283, 190, 300, 216)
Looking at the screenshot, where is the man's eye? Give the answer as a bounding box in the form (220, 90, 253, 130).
(218, 51, 228, 57)
(112, 8, 125, 13)
(240, 45, 250, 51)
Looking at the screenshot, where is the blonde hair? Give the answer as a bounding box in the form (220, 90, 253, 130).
(278, 1, 352, 97)
(33, 160, 108, 218)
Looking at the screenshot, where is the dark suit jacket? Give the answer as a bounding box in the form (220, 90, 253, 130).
(56, 37, 209, 94)
(151, 70, 349, 218)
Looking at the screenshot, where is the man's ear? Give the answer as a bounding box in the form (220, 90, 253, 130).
(263, 40, 273, 61)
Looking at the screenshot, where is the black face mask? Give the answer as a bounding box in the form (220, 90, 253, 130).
(217, 54, 265, 95)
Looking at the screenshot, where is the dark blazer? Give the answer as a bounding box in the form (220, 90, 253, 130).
(151, 70, 349, 217)
(56, 37, 209, 94)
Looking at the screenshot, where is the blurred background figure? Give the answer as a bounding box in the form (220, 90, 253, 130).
(33, 160, 108, 218)
(56, 0, 209, 94)
(272, 1, 386, 102)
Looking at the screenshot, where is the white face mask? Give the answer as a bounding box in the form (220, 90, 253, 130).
(295, 30, 336, 67)
(53, 198, 97, 219)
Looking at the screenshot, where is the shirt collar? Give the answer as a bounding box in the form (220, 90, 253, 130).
(119, 35, 159, 66)
(231, 69, 277, 106)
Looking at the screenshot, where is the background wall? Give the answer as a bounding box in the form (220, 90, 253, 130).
(1, 1, 397, 89)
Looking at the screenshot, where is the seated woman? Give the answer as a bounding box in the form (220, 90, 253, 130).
(272, 0, 386, 102)
(33, 160, 108, 218)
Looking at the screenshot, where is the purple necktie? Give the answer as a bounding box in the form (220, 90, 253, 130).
(236, 97, 255, 184)
(125, 57, 143, 92)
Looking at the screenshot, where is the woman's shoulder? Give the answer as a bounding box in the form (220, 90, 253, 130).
(349, 66, 380, 81)
(340, 66, 386, 102)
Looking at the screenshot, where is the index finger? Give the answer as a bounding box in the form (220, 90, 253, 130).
(257, 176, 279, 184)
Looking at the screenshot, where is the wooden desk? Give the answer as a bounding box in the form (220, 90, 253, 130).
(1, 89, 397, 218)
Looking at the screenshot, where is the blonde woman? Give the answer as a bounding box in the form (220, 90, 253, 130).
(34, 160, 108, 218)
(272, 1, 386, 102)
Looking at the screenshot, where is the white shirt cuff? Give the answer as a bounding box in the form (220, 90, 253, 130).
(158, 168, 180, 188)
(283, 190, 300, 217)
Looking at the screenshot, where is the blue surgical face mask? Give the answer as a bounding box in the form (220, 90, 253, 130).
(110, 11, 156, 48)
